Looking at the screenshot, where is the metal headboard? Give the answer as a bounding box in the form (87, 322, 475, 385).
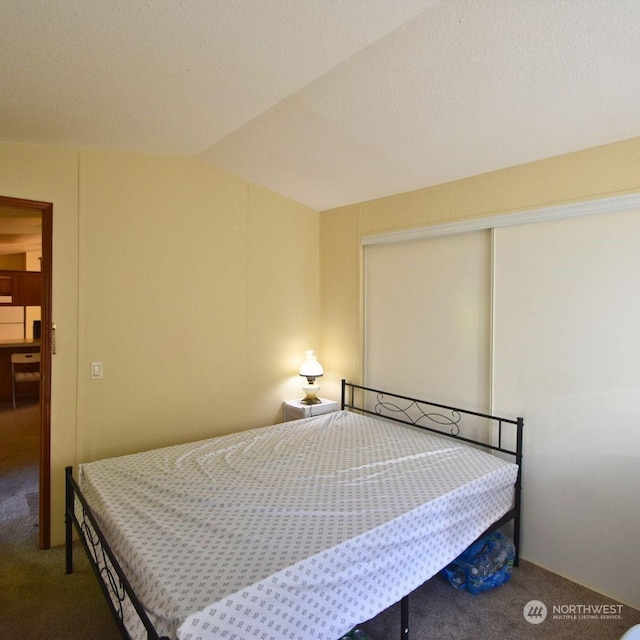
(341, 380, 523, 461)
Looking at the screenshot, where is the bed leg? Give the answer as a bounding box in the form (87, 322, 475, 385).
(65, 466, 74, 575)
(513, 416, 524, 568)
(401, 595, 409, 640)
(513, 514, 521, 568)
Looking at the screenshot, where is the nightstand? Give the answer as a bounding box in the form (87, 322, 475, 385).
(282, 398, 339, 422)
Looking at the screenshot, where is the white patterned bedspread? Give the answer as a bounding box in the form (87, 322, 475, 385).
(79, 410, 518, 640)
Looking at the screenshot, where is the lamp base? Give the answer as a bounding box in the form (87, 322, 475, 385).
(301, 380, 322, 405)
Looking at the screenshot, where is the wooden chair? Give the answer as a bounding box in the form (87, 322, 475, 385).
(11, 352, 40, 408)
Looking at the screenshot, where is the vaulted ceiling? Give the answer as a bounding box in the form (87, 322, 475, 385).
(2, 0, 640, 211)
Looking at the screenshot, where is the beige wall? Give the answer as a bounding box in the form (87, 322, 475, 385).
(319, 136, 640, 391)
(318, 205, 361, 401)
(0, 143, 319, 546)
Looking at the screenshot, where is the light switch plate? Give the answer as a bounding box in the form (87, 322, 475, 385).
(90, 362, 103, 380)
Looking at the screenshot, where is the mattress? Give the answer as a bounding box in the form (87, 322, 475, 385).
(78, 410, 518, 640)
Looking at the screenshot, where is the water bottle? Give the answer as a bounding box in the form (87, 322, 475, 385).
(443, 564, 467, 589)
(467, 548, 493, 593)
(469, 551, 492, 577)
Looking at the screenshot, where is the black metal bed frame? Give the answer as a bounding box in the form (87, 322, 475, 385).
(341, 381, 524, 640)
(65, 380, 523, 640)
(65, 466, 169, 640)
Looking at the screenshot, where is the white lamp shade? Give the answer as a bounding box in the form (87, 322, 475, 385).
(299, 350, 323, 378)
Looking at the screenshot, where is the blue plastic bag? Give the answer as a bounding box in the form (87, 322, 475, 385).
(441, 532, 515, 594)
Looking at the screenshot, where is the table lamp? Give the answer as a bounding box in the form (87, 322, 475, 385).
(299, 350, 323, 405)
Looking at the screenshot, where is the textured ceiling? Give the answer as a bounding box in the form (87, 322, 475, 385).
(2, 0, 640, 211)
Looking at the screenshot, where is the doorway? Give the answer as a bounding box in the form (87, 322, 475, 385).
(0, 195, 52, 549)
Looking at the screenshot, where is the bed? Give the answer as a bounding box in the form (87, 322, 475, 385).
(65, 381, 523, 640)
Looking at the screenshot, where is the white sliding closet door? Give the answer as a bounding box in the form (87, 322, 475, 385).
(365, 230, 491, 413)
(493, 209, 640, 609)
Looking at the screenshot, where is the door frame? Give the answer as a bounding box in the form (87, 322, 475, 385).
(0, 195, 52, 549)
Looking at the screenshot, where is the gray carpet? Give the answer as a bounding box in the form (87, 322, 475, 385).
(2, 402, 638, 639)
(0, 401, 121, 639)
(0, 401, 40, 532)
(360, 561, 640, 640)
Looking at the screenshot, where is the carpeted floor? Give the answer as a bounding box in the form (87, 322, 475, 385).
(360, 561, 640, 640)
(0, 400, 40, 530)
(2, 402, 638, 639)
(0, 400, 121, 639)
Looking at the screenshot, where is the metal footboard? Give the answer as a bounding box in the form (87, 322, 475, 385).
(65, 466, 170, 640)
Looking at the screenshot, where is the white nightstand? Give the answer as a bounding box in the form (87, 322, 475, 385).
(282, 398, 339, 422)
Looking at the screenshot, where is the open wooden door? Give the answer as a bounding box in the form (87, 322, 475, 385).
(0, 195, 53, 549)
